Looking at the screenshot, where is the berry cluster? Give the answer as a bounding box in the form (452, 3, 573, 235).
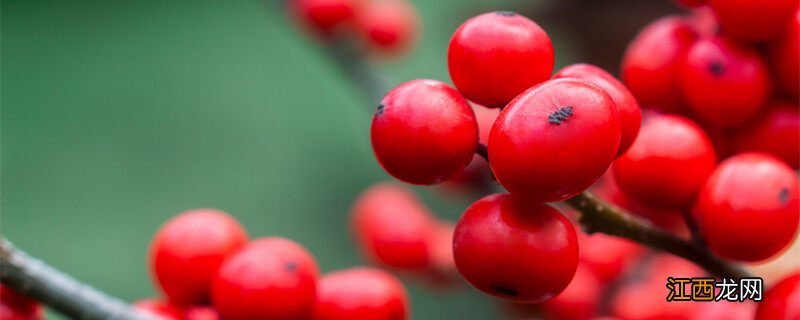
(0, 285, 43, 320)
(289, 0, 419, 57)
(137, 208, 409, 320)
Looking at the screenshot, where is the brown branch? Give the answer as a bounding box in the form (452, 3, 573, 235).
(0, 238, 159, 320)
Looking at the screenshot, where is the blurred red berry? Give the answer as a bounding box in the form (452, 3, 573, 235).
(211, 237, 319, 320)
(453, 194, 578, 303)
(675, 0, 708, 8)
(554, 63, 642, 156)
(489, 78, 621, 202)
(736, 101, 800, 169)
(149, 209, 247, 306)
(289, 0, 359, 38)
(133, 299, 183, 320)
(541, 265, 602, 320)
(312, 267, 408, 320)
(578, 231, 644, 284)
(613, 115, 717, 208)
(0, 286, 43, 320)
(448, 11, 554, 108)
(756, 271, 800, 320)
(356, 0, 419, 56)
(693, 153, 799, 262)
(708, 0, 799, 41)
(769, 9, 800, 100)
(184, 306, 221, 320)
(371, 79, 478, 185)
(621, 16, 698, 114)
(680, 37, 770, 128)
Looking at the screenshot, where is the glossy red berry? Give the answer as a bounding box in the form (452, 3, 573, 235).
(621, 16, 697, 114)
(0, 286, 43, 320)
(693, 153, 799, 262)
(211, 237, 319, 320)
(679, 37, 770, 128)
(448, 11, 554, 108)
(453, 194, 579, 303)
(134, 299, 183, 320)
(371, 79, 478, 185)
(554, 63, 642, 156)
(736, 101, 800, 169)
(540, 265, 602, 320)
(770, 9, 800, 100)
(613, 115, 717, 208)
(312, 267, 408, 320)
(289, 0, 359, 38)
(756, 271, 800, 320)
(355, 0, 419, 56)
(489, 78, 621, 202)
(149, 209, 248, 306)
(708, 0, 799, 41)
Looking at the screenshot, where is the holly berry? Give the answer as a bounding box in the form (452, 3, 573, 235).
(447, 11, 554, 108)
(149, 209, 248, 306)
(289, 0, 359, 38)
(489, 78, 621, 202)
(540, 265, 602, 320)
(578, 231, 644, 284)
(356, 0, 419, 56)
(553, 63, 642, 156)
(185, 306, 221, 320)
(453, 194, 578, 303)
(134, 299, 183, 320)
(693, 153, 799, 262)
(211, 237, 319, 320)
(756, 271, 800, 320)
(312, 267, 408, 320)
(371, 79, 478, 185)
(769, 9, 800, 100)
(621, 16, 697, 114)
(736, 101, 800, 169)
(708, 0, 799, 41)
(440, 106, 499, 194)
(0, 286, 43, 320)
(679, 37, 770, 128)
(351, 182, 435, 270)
(613, 114, 717, 208)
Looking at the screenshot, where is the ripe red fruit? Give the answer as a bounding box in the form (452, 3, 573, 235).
(453, 194, 579, 303)
(489, 78, 621, 202)
(440, 106, 499, 194)
(756, 271, 800, 320)
(312, 267, 409, 320)
(621, 16, 697, 114)
(770, 10, 800, 100)
(212, 237, 319, 320)
(0, 286, 43, 320)
(289, 0, 359, 38)
(356, 0, 419, 56)
(448, 11, 554, 108)
(553, 63, 642, 156)
(578, 231, 644, 284)
(149, 209, 248, 306)
(133, 299, 183, 320)
(371, 79, 478, 185)
(674, 0, 708, 8)
(540, 265, 602, 320)
(679, 37, 770, 128)
(613, 115, 716, 208)
(693, 153, 800, 262)
(736, 101, 800, 169)
(708, 0, 800, 41)
(185, 306, 221, 320)
(351, 182, 435, 270)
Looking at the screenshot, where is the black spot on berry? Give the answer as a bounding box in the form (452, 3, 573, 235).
(708, 61, 725, 76)
(376, 104, 385, 116)
(548, 106, 574, 125)
(491, 285, 519, 297)
(779, 187, 790, 205)
(496, 11, 517, 17)
(285, 261, 297, 272)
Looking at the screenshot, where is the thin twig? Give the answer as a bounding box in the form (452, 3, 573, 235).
(0, 238, 158, 320)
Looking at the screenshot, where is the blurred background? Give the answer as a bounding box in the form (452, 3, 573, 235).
(2, 0, 683, 318)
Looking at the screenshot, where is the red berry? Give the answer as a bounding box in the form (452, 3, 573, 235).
(453, 194, 579, 303)
(489, 78, 621, 202)
(133, 299, 183, 320)
(578, 231, 644, 284)
(675, 0, 708, 8)
(736, 101, 800, 169)
(447, 12, 554, 108)
(211, 237, 319, 320)
(351, 182, 435, 270)
(708, 0, 799, 41)
(0, 286, 43, 320)
(289, 0, 359, 38)
(621, 16, 698, 114)
(149, 209, 248, 306)
(440, 106, 499, 194)
(680, 37, 770, 128)
(769, 9, 800, 100)
(356, 0, 419, 56)
(756, 271, 800, 320)
(185, 306, 221, 320)
(693, 153, 799, 262)
(692, 301, 755, 320)
(540, 265, 602, 320)
(554, 63, 642, 156)
(613, 115, 717, 208)
(312, 267, 408, 320)
(371, 79, 478, 185)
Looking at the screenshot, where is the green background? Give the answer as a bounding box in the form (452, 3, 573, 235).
(1, 0, 669, 318)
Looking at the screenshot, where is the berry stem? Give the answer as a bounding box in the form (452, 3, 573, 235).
(0, 237, 158, 320)
(476, 143, 489, 162)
